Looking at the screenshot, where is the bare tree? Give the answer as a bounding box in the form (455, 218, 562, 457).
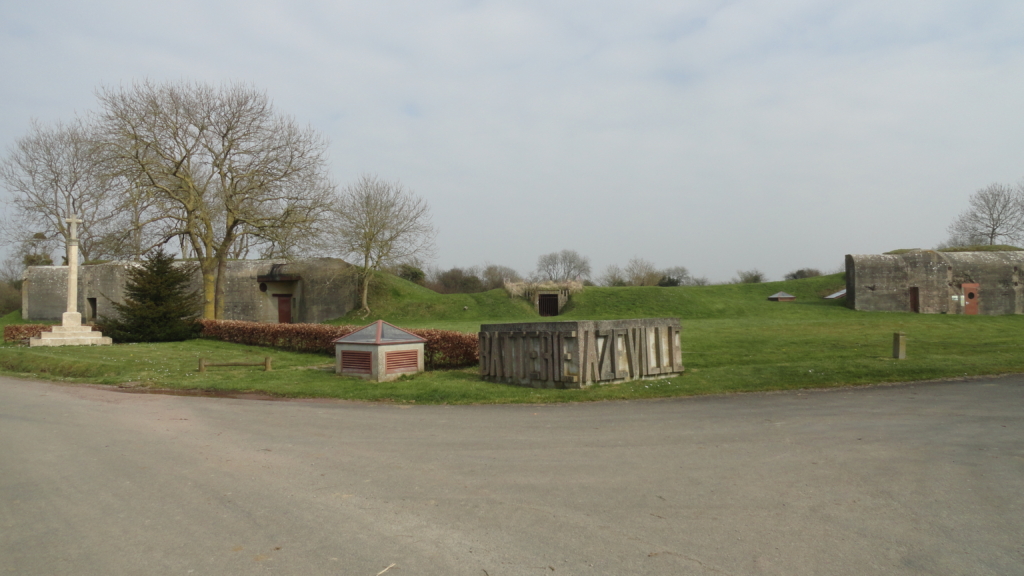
(535, 249, 591, 282)
(96, 80, 335, 318)
(947, 183, 1024, 246)
(734, 269, 767, 284)
(0, 118, 120, 264)
(481, 264, 522, 290)
(599, 264, 627, 287)
(659, 266, 691, 286)
(332, 175, 436, 315)
(624, 257, 661, 286)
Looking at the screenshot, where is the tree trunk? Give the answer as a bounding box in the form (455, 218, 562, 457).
(214, 256, 228, 319)
(200, 259, 218, 319)
(360, 271, 371, 315)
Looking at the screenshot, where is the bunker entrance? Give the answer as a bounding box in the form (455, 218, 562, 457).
(273, 294, 293, 323)
(962, 283, 979, 315)
(538, 293, 560, 317)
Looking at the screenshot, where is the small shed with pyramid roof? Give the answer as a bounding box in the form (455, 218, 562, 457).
(334, 320, 426, 381)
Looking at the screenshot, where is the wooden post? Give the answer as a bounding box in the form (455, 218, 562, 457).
(198, 357, 207, 373)
(892, 332, 906, 360)
(264, 357, 272, 372)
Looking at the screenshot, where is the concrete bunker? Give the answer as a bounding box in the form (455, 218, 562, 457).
(22, 258, 359, 324)
(845, 250, 1024, 315)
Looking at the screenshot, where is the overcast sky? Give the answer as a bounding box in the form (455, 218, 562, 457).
(3, 0, 1024, 282)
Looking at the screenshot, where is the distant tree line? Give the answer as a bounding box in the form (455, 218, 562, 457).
(401, 252, 711, 294)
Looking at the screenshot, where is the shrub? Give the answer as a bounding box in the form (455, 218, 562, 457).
(428, 267, 485, 294)
(784, 268, 822, 280)
(0, 283, 20, 316)
(3, 324, 51, 342)
(734, 269, 767, 284)
(413, 329, 479, 370)
(102, 248, 202, 342)
(395, 264, 426, 285)
(197, 319, 358, 353)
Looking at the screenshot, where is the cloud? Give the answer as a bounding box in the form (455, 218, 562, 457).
(3, 0, 1024, 281)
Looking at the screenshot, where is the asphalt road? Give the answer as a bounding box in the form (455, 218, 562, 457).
(1, 375, 1022, 576)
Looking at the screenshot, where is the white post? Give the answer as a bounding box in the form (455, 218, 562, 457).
(64, 214, 82, 326)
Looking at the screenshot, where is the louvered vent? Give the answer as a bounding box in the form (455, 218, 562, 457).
(341, 351, 372, 374)
(386, 350, 419, 374)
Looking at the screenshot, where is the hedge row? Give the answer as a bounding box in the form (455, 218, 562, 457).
(4, 324, 52, 342)
(197, 319, 479, 370)
(197, 319, 357, 354)
(413, 328, 480, 371)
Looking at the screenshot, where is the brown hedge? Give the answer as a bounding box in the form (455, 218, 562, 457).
(197, 320, 479, 370)
(4, 324, 52, 342)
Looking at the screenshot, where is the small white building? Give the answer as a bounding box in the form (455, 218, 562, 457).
(334, 320, 426, 381)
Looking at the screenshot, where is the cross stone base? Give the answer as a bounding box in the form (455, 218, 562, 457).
(29, 312, 112, 347)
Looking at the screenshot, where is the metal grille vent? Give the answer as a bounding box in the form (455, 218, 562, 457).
(341, 351, 372, 374)
(386, 350, 418, 374)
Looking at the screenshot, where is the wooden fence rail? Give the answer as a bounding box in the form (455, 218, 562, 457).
(198, 357, 272, 373)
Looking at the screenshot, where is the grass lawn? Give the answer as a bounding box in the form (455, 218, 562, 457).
(3, 274, 1024, 404)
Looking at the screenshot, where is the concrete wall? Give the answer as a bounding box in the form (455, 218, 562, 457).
(23, 258, 358, 323)
(479, 318, 683, 389)
(846, 251, 1024, 315)
(21, 266, 69, 321)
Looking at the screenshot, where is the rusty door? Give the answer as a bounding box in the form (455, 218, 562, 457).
(908, 287, 920, 313)
(273, 294, 292, 323)
(962, 283, 979, 315)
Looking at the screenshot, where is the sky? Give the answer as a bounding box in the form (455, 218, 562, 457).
(2, 0, 1024, 283)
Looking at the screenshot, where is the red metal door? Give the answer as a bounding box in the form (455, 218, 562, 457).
(273, 294, 292, 323)
(962, 283, 979, 315)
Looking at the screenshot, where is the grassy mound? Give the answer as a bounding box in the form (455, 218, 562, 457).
(333, 274, 537, 330)
(336, 273, 848, 330)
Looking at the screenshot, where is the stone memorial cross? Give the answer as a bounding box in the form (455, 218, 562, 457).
(28, 214, 112, 346)
(65, 214, 81, 318)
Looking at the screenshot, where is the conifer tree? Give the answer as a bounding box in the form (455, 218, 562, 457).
(102, 248, 202, 342)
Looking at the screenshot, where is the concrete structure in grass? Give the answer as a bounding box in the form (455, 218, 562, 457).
(479, 318, 683, 389)
(334, 320, 425, 382)
(846, 251, 1024, 315)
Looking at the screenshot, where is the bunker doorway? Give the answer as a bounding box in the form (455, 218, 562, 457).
(273, 294, 293, 323)
(909, 287, 920, 313)
(538, 293, 559, 317)
(962, 283, 979, 315)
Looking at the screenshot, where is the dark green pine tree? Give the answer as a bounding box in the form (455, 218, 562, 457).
(102, 248, 202, 343)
